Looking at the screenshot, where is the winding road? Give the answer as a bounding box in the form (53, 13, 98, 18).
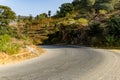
(0, 45, 120, 80)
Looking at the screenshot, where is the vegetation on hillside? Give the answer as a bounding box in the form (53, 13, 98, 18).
(0, 5, 32, 55)
(16, 0, 120, 48)
(0, 5, 45, 65)
(1, 0, 120, 49)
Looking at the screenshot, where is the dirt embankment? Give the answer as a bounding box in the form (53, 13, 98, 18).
(0, 45, 44, 65)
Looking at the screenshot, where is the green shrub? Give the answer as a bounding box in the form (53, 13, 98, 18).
(95, 3, 114, 12)
(86, 22, 104, 46)
(104, 15, 120, 47)
(4, 43, 20, 55)
(88, 22, 103, 37)
(77, 18, 89, 26)
(99, 9, 108, 15)
(0, 25, 20, 38)
(86, 0, 96, 6)
(0, 34, 21, 55)
(105, 35, 116, 46)
(107, 15, 120, 36)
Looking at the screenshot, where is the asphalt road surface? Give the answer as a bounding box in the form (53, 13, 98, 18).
(0, 45, 120, 80)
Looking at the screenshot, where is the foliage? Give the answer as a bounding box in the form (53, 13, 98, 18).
(86, 0, 96, 7)
(107, 15, 120, 36)
(0, 5, 24, 55)
(105, 35, 116, 47)
(0, 34, 20, 55)
(115, 1, 120, 9)
(95, 3, 114, 12)
(72, 0, 81, 10)
(88, 22, 103, 37)
(99, 9, 108, 15)
(0, 25, 21, 39)
(56, 3, 74, 17)
(48, 10, 51, 17)
(72, 0, 119, 13)
(86, 22, 104, 46)
(0, 5, 16, 26)
(18, 0, 120, 48)
(39, 13, 48, 19)
(28, 14, 33, 22)
(77, 18, 89, 26)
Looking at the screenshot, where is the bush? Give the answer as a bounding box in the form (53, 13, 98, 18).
(4, 43, 20, 55)
(86, 22, 104, 46)
(105, 35, 116, 47)
(0, 34, 21, 55)
(99, 9, 108, 15)
(95, 3, 114, 12)
(104, 15, 120, 47)
(0, 25, 20, 39)
(88, 22, 103, 37)
(77, 18, 89, 26)
(107, 15, 120, 36)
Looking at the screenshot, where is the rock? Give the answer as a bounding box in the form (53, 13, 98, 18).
(26, 45, 39, 55)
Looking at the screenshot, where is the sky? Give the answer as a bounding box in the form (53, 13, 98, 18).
(0, 0, 73, 16)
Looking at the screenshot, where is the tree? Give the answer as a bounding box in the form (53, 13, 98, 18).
(72, 0, 119, 12)
(57, 3, 74, 17)
(35, 15, 40, 20)
(96, 0, 116, 4)
(86, 0, 96, 7)
(95, 0, 119, 12)
(0, 5, 17, 37)
(72, 0, 81, 10)
(39, 13, 48, 19)
(72, 0, 96, 9)
(28, 14, 33, 21)
(0, 5, 16, 26)
(48, 10, 51, 17)
(107, 15, 120, 36)
(95, 3, 114, 12)
(88, 22, 103, 37)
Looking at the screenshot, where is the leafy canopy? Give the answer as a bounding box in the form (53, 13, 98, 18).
(0, 5, 16, 26)
(56, 3, 74, 17)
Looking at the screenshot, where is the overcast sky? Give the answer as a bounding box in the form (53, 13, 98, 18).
(0, 0, 73, 16)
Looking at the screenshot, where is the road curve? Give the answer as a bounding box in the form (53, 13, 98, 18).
(0, 45, 120, 80)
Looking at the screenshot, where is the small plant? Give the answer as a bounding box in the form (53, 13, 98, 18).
(0, 34, 21, 55)
(99, 9, 108, 15)
(105, 35, 115, 47)
(4, 43, 20, 55)
(77, 18, 89, 26)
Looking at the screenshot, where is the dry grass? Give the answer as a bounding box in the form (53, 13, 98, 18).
(0, 45, 45, 65)
(109, 49, 120, 53)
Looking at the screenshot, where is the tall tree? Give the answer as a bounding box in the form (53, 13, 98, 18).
(39, 13, 48, 19)
(28, 14, 33, 22)
(0, 5, 16, 26)
(57, 3, 74, 17)
(86, 0, 96, 7)
(72, 0, 81, 10)
(72, 0, 119, 12)
(95, 0, 120, 12)
(48, 10, 51, 17)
